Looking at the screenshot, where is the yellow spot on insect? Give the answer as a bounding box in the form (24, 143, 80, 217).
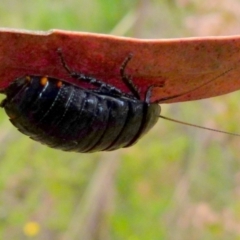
(25, 76, 31, 82)
(40, 76, 48, 86)
(56, 80, 63, 88)
(23, 221, 40, 237)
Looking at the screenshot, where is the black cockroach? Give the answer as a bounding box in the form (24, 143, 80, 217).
(0, 50, 160, 152)
(1, 50, 239, 153)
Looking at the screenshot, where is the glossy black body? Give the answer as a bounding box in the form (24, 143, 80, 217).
(1, 76, 160, 152)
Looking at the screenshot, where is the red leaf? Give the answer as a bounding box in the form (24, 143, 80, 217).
(1, 29, 240, 103)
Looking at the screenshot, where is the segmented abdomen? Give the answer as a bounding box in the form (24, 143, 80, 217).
(2, 76, 160, 152)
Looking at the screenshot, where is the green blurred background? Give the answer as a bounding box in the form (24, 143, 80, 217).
(1, 0, 240, 239)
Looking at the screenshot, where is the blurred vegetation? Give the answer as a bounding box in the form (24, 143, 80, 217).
(1, 0, 240, 239)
